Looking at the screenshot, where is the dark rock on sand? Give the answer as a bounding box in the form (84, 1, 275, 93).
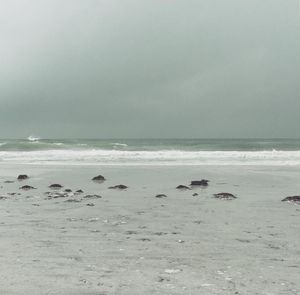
(281, 196, 300, 204)
(191, 180, 209, 186)
(155, 194, 167, 198)
(17, 174, 29, 180)
(19, 185, 36, 190)
(86, 203, 95, 207)
(49, 184, 63, 189)
(176, 185, 191, 190)
(92, 175, 106, 181)
(192, 193, 199, 196)
(64, 189, 72, 193)
(214, 192, 237, 200)
(109, 184, 128, 190)
(83, 194, 102, 199)
(75, 189, 84, 194)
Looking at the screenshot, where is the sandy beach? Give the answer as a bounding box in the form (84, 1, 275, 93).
(0, 163, 299, 295)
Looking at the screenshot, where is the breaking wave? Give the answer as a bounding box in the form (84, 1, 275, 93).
(27, 135, 41, 142)
(1, 149, 300, 166)
(0, 139, 300, 165)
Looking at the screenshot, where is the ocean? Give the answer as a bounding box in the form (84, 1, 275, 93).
(1, 137, 300, 165)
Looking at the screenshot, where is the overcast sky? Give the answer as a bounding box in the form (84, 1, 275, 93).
(0, 0, 299, 138)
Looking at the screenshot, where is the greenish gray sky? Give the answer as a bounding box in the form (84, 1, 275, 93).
(0, 0, 299, 138)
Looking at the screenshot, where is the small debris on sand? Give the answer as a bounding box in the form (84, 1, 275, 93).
(92, 175, 106, 182)
(17, 174, 29, 180)
(153, 232, 167, 236)
(155, 194, 167, 198)
(19, 185, 36, 190)
(83, 194, 102, 199)
(138, 238, 151, 242)
(176, 185, 191, 190)
(191, 179, 209, 186)
(108, 184, 128, 190)
(65, 199, 81, 203)
(46, 192, 69, 199)
(164, 269, 182, 274)
(236, 238, 251, 243)
(214, 192, 237, 200)
(281, 196, 300, 204)
(126, 230, 138, 235)
(49, 184, 63, 189)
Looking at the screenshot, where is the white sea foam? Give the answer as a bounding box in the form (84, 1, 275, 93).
(27, 135, 41, 142)
(112, 143, 128, 148)
(1, 149, 300, 166)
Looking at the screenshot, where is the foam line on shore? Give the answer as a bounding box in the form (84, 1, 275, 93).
(1, 149, 300, 165)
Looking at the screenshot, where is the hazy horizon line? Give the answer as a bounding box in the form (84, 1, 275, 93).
(2, 137, 300, 141)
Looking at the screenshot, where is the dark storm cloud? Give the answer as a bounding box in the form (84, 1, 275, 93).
(0, 0, 299, 138)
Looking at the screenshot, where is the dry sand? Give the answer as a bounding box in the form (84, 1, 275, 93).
(0, 164, 299, 294)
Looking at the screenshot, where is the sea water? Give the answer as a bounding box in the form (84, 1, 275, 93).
(1, 138, 300, 165)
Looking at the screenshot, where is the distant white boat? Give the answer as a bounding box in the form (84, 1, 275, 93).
(27, 135, 40, 142)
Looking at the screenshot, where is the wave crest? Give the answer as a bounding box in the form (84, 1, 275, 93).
(27, 135, 41, 142)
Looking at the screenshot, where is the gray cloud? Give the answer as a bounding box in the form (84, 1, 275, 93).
(0, 0, 299, 138)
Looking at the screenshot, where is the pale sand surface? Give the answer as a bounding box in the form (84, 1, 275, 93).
(0, 164, 299, 295)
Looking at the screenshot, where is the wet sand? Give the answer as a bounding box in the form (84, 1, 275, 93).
(0, 164, 299, 294)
